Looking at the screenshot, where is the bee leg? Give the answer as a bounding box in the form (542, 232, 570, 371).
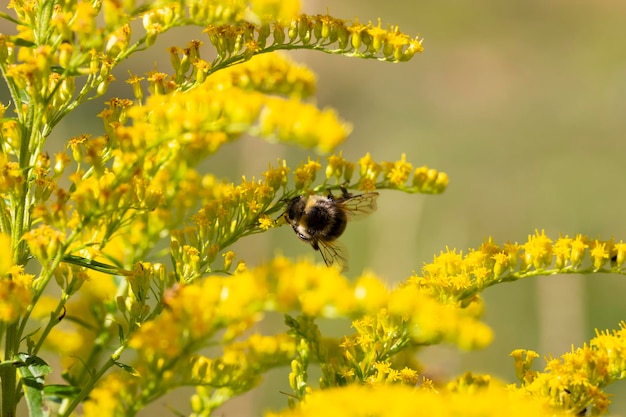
(340, 185, 352, 199)
(274, 211, 287, 224)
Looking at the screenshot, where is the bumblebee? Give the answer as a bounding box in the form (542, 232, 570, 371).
(282, 187, 379, 271)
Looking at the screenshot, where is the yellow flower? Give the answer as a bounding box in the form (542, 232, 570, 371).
(22, 225, 64, 265)
(570, 234, 588, 267)
(326, 153, 347, 181)
(129, 316, 183, 362)
(83, 373, 135, 417)
(384, 153, 412, 186)
(251, 0, 300, 23)
(293, 158, 321, 190)
(0, 268, 33, 323)
(412, 165, 448, 193)
(590, 240, 609, 270)
(552, 235, 572, 270)
(613, 240, 626, 268)
(0, 233, 13, 275)
(70, 2, 98, 34)
(210, 52, 317, 97)
(510, 349, 540, 383)
(353, 272, 389, 311)
(491, 251, 509, 277)
(513, 322, 626, 414)
(0, 152, 25, 194)
(258, 214, 274, 230)
(388, 284, 493, 349)
(263, 160, 290, 190)
(522, 230, 553, 269)
(398, 367, 420, 385)
(358, 152, 382, 182)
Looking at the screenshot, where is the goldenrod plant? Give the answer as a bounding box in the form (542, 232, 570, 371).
(0, 1, 624, 416)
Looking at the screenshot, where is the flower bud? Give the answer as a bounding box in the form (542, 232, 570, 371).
(288, 19, 298, 41)
(58, 41, 73, 68)
(168, 46, 181, 72)
(273, 23, 286, 44)
(257, 22, 270, 47)
(113, 295, 125, 314)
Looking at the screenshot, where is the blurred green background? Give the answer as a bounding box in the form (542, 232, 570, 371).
(4, 0, 626, 414)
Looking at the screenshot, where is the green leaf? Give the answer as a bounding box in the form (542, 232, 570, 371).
(114, 361, 140, 377)
(62, 254, 125, 275)
(50, 66, 65, 74)
(17, 353, 53, 417)
(0, 11, 24, 25)
(43, 384, 81, 397)
(13, 37, 37, 47)
(118, 323, 125, 344)
(50, 65, 84, 76)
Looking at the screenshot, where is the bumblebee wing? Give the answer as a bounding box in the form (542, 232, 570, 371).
(316, 239, 349, 272)
(336, 192, 379, 221)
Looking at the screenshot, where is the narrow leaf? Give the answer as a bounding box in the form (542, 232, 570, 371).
(114, 361, 140, 377)
(17, 353, 52, 417)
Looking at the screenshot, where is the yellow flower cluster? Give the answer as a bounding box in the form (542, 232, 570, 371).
(110, 79, 349, 155)
(82, 373, 137, 417)
(267, 384, 566, 417)
(198, 52, 317, 98)
(189, 334, 297, 413)
(0, 151, 24, 194)
(105, 254, 495, 414)
(0, 233, 12, 275)
(3, 0, 305, 130)
(511, 322, 626, 415)
(0, 265, 33, 323)
(293, 158, 322, 190)
(22, 225, 64, 265)
(129, 255, 487, 365)
(141, 0, 300, 35)
(171, 173, 279, 279)
(204, 14, 423, 67)
(36, 117, 209, 265)
(410, 230, 626, 304)
(250, 0, 301, 24)
(358, 152, 448, 193)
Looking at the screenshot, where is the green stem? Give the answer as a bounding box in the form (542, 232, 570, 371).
(30, 292, 69, 356)
(0, 79, 40, 417)
(458, 266, 626, 301)
(59, 345, 126, 417)
(1, 322, 18, 417)
(12, 106, 35, 264)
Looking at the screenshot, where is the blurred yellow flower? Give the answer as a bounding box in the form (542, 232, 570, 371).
(266, 384, 565, 417)
(0, 233, 12, 275)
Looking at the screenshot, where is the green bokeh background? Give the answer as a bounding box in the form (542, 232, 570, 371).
(4, 0, 626, 414)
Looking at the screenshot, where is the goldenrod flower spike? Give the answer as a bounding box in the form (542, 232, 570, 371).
(512, 322, 626, 415)
(412, 231, 626, 303)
